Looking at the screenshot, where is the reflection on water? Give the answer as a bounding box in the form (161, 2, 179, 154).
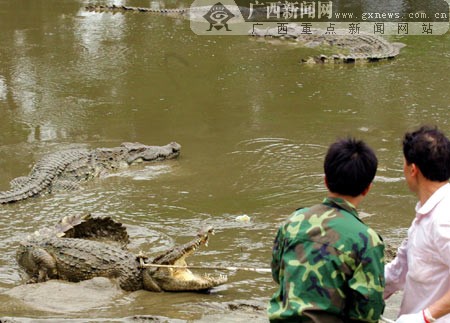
(0, 0, 449, 320)
(0, 75, 7, 101)
(75, 8, 128, 80)
(11, 34, 39, 115)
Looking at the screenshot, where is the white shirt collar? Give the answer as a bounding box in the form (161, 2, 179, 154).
(415, 182, 450, 215)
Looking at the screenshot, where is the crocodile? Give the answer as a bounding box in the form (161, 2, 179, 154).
(85, 4, 190, 15)
(85, 5, 405, 64)
(84, 3, 274, 30)
(251, 24, 405, 63)
(0, 142, 180, 204)
(84, 4, 268, 21)
(16, 214, 227, 292)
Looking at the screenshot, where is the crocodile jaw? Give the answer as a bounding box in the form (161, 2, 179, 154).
(147, 227, 228, 291)
(153, 270, 228, 292)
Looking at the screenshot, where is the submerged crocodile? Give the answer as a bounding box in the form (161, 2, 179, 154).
(17, 214, 227, 292)
(85, 5, 404, 64)
(251, 24, 405, 63)
(85, 4, 190, 15)
(84, 4, 268, 20)
(0, 142, 180, 204)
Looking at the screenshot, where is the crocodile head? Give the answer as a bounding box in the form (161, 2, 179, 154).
(121, 142, 181, 165)
(143, 226, 228, 292)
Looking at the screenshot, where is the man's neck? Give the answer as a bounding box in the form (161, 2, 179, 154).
(417, 179, 448, 205)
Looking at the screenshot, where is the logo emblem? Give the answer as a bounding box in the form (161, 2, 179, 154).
(203, 2, 235, 31)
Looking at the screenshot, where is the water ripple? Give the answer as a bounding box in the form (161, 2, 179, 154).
(230, 137, 326, 208)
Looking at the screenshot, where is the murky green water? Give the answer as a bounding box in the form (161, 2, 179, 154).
(0, 0, 449, 321)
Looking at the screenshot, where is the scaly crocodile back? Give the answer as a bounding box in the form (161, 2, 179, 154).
(0, 149, 92, 204)
(17, 237, 143, 291)
(1, 142, 180, 204)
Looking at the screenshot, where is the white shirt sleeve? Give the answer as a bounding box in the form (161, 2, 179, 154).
(384, 238, 409, 299)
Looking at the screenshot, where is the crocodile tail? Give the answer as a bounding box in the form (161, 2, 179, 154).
(0, 175, 55, 204)
(57, 214, 130, 247)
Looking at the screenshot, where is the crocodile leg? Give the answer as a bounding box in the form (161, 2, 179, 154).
(142, 269, 162, 292)
(33, 248, 58, 282)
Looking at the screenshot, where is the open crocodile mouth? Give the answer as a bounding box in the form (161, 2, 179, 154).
(154, 226, 213, 261)
(148, 226, 228, 291)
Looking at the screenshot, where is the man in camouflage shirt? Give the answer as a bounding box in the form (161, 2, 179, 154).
(268, 138, 385, 322)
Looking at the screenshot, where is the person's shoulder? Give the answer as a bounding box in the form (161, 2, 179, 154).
(437, 187, 450, 209)
(288, 203, 334, 221)
(292, 203, 334, 215)
(290, 204, 313, 216)
(282, 203, 330, 229)
(429, 191, 450, 226)
(331, 210, 383, 246)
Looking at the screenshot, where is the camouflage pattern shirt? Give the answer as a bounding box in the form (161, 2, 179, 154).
(268, 197, 385, 322)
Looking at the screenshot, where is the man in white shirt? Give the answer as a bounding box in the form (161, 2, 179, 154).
(385, 126, 450, 322)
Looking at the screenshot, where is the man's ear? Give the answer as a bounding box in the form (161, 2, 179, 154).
(324, 176, 329, 190)
(361, 183, 373, 197)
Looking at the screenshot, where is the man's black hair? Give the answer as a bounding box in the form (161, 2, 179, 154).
(403, 126, 450, 182)
(324, 138, 378, 197)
